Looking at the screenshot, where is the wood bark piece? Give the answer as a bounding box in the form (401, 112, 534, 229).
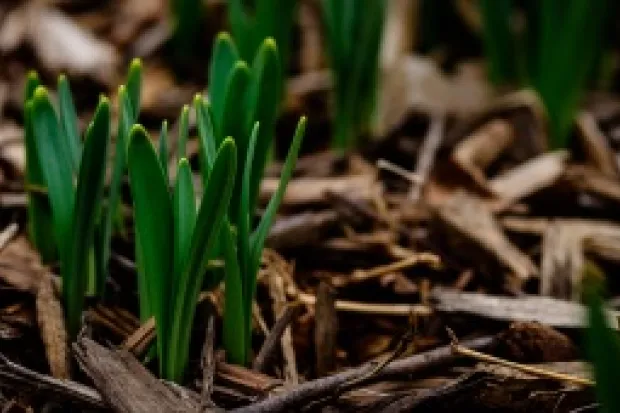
(432, 289, 620, 329)
(73, 337, 199, 413)
(0, 353, 106, 409)
(576, 111, 618, 177)
(540, 220, 620, 300)
(433, 191, 538, 286)
(0, 236, 46, 293)
(36, 273, 68, 379)
(266, 210, 338, 249)
(565, 164, 620, 204)
(451, 119, 515, 191)
(230, 336, 494, 413)
(260, 175, 379, 206)
(315, 282, 337, 377)
(488, 150, 569, 203)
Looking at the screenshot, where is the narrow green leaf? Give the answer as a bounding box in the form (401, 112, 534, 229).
(31, 87, 75, 274)
(247, 117, 306, 326)
(194, 95, 217, 179)
(167, 137, 236, 382)
(208, 33, 240, 132)
(221, 61, 251, 225)
(586, 285, 620, 413)
(177, 104, 190, 159)
(24, 73, 56, 263)
(238, 122, 260, 287)
(65, 98, 111, 337)
(222, 221, 246, 365)
(128, 125, 173, 375)
(57, 75, 81, 171)
(172, 158, 196, 288)
(159, 120, 169, 184)
(126, 58, 142, 120)
(245, 38, 280, 212)
(100, 86, 134, 304)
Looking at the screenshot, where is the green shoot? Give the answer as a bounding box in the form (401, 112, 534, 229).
(585, 274, 620, 413)
(24, 72, 56, 263)
(199, 33, 307, 365)
(479, 0, 610, 148)
(28, 87, 110, 337)
(128, 125, 236, 382)
(322, 0, 386, 150)
(228, 0, 295, 101)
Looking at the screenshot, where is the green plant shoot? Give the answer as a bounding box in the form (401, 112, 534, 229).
(128, 125, 237, 382)
(322, 0, 385, 150)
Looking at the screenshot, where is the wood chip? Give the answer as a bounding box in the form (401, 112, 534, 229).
(27, 5, 119, 85)
(36, 272, 68, 379)
(433, 289, 619, 329)
(565, 164, 620, 204)
(488, 150, 569, 203)
(260, 175, 379, 206)
(576, 111, 618, 177)
(74, 337, 198, 413)
(0, 236, 46, 293)
(266, 210, 338, 250)
(541, 220, 620, 300)
(433, 191, 538, 286)
(409, 114, 445, 201)
(451, 119, 515, 191)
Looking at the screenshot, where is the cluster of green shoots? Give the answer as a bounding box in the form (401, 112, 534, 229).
(322, 0, 385, 150)
(25, 75, 111, 338)
(479, 0, 612, 149)
(25, 33, 305, 382)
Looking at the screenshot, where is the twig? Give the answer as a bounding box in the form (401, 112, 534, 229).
(252, 304, 303, 373)
(447, 328, 593, 386)
(409, 113, 445, 201)
(296, 292, 432, 316)
(230, 336, 494, 413)
(0, 223, 18, 252)
(0, 353, 106, 409)
(347, 253, 441, 285)
(376, 159, 423, 184)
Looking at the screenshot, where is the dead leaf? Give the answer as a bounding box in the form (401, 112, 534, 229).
(36, 272, 69, 379)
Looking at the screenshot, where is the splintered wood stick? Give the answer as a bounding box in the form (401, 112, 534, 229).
(447, 328, 593, 387)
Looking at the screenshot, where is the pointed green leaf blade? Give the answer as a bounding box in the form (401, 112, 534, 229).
(247, 117, 306, 323)
(246, 38, 280, 212)
(57, 75, 81, 171)
(24, 73, 56, 263)
(159, 120, 169, 184)
(194, 95, 217, 181)
(126, 58, 142, 120)
(172, 158, 196, 286)
(65, 97, 111, 337)
(222, 222, 246, 365)
(177, 104, 190, 159)
(128, 125, 173, 375)
(31, 86, 75, 272)
(168, 137, 236, 381)
(208, 32, 240, 132)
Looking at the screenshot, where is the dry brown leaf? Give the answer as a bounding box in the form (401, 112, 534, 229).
(36, 272, 69, 379)
(26, 4, 119, 85)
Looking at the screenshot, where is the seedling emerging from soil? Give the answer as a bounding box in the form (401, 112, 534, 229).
(26, 85, 110, 338)
(228, 0, 296, 93)
(322, 0, 385, 150)
(200, 33, 307, 365)
(128, 126, 236, 382)
(480, 0, 610, 149)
